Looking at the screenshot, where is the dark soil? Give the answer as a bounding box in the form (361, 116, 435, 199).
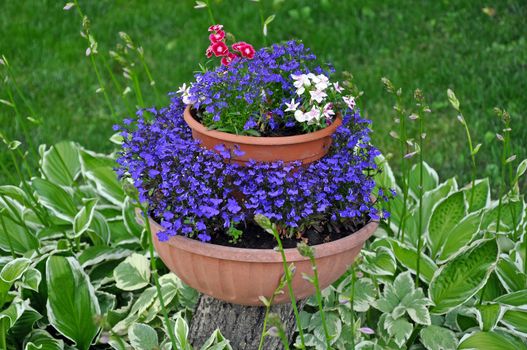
(210, 215, 370, 249)
(191, 108, 309, 137)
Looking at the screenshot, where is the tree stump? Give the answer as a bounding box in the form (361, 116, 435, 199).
(189, 295, 304, 350)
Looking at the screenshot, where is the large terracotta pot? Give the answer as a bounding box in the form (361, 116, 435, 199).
(183, 106, 342, 165)
(148, 215, 378, 306)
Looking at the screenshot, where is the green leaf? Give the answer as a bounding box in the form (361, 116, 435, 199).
(476, 304, 502, 331)
(122, 196, 143, 238)
(174, 313, 191, 350)
(87, 212, 111, 246)
(78, 246, 132, 268)
(72, 198, 98, 238)
(32, 178, 77, 221)
(437, 210, 483, 263)
(0, 258, 31, 283)
(458, 331, 527, 349)
(360, 246, 396, 276)
(465, 178, 490, 212)
(426, 191, 466, 258)
(9, 307, 42, 345)
(501, 309, 527, 335)
(128, 323, 159, 350)
(200, 329, 233, 350)
(494, 290, 527, 307)
(482, 199, 524, 234)
(388, 238, 437, 284)
(18, 267, 41, 292)
(420, 325, 458, 350)
(408, 162, 439, 197)
(496, 256, 526, 292)
(84, 166, 125, 207)
(114, 253, 150, 291)
(0, 214, 39, 255)
(40, 141, 80, 187)
(386, 316, 413, 347)
(46, 256, 100, 350)
(24, 329, 64, 350)
(516, 159, 527, 180)
(429, 239, 499, 314)
(337, 277, 376, 312)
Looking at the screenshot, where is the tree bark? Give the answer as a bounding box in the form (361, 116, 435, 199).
(189, 295, 304, 350)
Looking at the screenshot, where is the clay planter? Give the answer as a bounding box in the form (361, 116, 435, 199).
(183, 105, 342, 165)
(148, 215, 378, 306)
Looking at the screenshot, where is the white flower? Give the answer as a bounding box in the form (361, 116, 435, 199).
(294, 110, 308, 123)
(315, 80, 329, 91)
(343, 95, 356, 110)
(285, 98, 300, 112)
(310, 89, 327, 103)
(333, 81, 343, 93)
(176, 83, 188, 95)
(322, 103, 335, 119)
(296, 86, 305, 96)
(291, 74, 311, 89)
(305, 107, 322, 125)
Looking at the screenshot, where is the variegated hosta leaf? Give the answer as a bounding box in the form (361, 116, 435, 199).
(24, 329, 65, 350)
(426, 191, 466, 259)
(458, 330, 527, 349)
(464, 178, 490, 212)
(40, 141, 80, 187)
(128, 323, 158, 350)
(72, 198, 98, 238)
(408, 161, 439, 198)
(482, 198, 524, 235)
(46, 256, 100, 350)
(360, 247, 396, 276)
(495, 256, 527, 293)
(419, 325, 458, 350)
(113, 253, 150, 291)
(31, 177, 77, 221)
(476, 304, 502, 331)
(313, 311, 341, 346)
(0, 213, 40, 254)
(494, 290, 527, 309)
(387, 238, 437, 284)
(429, 239, 499, 314)
(437, 210, 483, 263)
(501, 309, 527, 336)
(405, 177, 458, 246)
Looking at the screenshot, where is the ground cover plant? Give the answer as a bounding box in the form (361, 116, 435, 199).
(0, 1, 526, 349)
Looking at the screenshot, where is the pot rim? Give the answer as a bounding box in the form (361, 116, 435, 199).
(149, 216, 378, 263)
(183, 105, 343, 146)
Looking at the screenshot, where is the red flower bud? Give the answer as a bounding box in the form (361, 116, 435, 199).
(208, 24, 224, 32)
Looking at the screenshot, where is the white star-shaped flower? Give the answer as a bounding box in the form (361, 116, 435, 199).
(285, 98, 300, 112)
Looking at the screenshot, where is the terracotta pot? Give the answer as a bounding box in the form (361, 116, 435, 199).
(148, 215, 378, 306)
(183, 106, 342, 165)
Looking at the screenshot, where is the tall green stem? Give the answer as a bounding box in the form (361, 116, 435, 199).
(273, 234, 306, 349)
(460, 113, 477, 209)
(415, 99, 425, 287)
(140, 203, 178, 349)
(349, 266, 356, 350)
(205, 0, 216, 24)
(310, 255, 331, 348)
(396, 94, 409, 241)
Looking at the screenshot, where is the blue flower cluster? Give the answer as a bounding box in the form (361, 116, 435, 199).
(188, 40, 332, 134)
(117, 93, 382, 243)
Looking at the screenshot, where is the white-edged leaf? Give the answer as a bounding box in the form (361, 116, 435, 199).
(459, 330, 527, 349)
(32, 177, 77, 221)
(40, 141, 80, 187)
(0, 258, 31, 283)
(46, 256, 100, 350)
(420, 325, 458, 350)
(429, 239, 499, 314)
(114, 253, 150, 291)
(128, 323, 158, 350)
(72, 198, 98, 238)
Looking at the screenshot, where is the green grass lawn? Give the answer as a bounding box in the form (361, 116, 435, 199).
(1, 0, 526, 184)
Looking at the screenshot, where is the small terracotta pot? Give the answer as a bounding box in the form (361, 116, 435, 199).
(183, 106, 342, 165)
(148, 215, 378, 306)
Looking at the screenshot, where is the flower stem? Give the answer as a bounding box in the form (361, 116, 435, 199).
(273, 234, 306, 349)
(460, 112, 477, 209)
(349, 266, 356, 350)
(415, 91, 426, 287)
(205, 0, 216, 25)
(139, 202, 178, 349)
(309, 255, 332, 349)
